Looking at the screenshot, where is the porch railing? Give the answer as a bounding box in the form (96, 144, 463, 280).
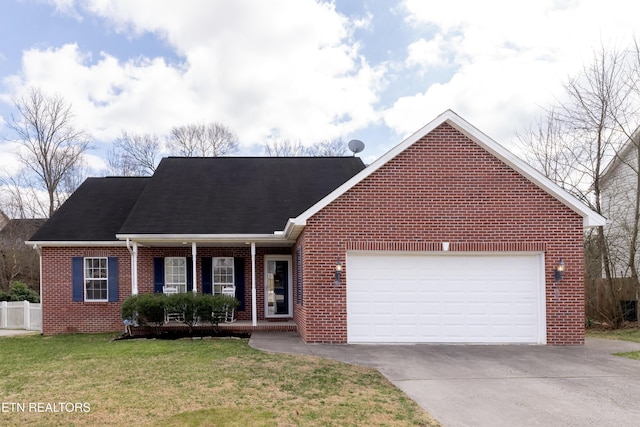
(0, 301, 42, 331)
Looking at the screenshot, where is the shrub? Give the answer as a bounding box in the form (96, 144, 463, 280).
(120, 292, 240, 335)
(0, 281, 40, 303)
(166, 292, 198, 333)
(125, 293, 167, 333)
(196, 294, 239, 326)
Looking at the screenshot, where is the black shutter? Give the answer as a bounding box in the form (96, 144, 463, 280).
(107, 257, 119, 302)
(186, 257, 193, 292)
(201, 257, 212, 294)
(72, 257, 83, 302)
(153, 257, 164, 293)
(234, 257, 245, 311)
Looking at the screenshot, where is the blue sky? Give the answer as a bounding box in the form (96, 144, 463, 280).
(1, 0, 639, 177)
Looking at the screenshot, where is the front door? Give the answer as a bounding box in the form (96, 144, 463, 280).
(264, 256, 292, 318)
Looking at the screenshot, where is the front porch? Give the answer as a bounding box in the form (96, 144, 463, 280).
(128, 320, 297, 337)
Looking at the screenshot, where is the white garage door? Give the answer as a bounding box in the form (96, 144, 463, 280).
(347, 252, 545, 344)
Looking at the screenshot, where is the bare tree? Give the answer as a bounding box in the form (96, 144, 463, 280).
(168, 122, 239, 157)
(264, 139, 307, 156)
(4, 87, 91, 217)
(519, 44, 635, 327)
(517, 108, 584, 196)
(0, 172, 49, 219)
(307, 139, 348, 156)
(107, 131, 160, 176)
(264, 138, 347, 157)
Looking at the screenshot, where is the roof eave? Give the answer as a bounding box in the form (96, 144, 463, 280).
(116, 233, 296, 246)
(26, 240, 127, 247)
(292, 109, 607, 230)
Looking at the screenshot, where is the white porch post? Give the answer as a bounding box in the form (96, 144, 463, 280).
(132, 241, 138, 295)
(192, 242, 198, 293)
(127, 239, 139, 295)
(251, 242, 257, 326)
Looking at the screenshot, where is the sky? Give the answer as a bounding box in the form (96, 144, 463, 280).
(1, 0, 639, 178)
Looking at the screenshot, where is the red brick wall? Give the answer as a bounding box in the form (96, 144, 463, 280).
(297, 123, 585, 345)
(41, 246, 131, 335)
(41, 245, 293, 334)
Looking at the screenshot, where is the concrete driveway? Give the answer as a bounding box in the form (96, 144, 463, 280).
(250, 332, 640, 427)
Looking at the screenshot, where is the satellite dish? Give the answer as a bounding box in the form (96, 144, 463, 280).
(348, 139, 365, 156)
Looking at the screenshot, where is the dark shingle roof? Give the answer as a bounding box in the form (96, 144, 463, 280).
(119, 157, 366, 234)
(30, 177, 150, 241)
(30, 157, 366, 241)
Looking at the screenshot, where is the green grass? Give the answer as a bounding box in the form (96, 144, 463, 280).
(587, 327, 640, 360)
(0, 334, 440, 426)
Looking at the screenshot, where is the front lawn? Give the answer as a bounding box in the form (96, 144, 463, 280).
(0, 334, 439, 426)
(586, 327, 640, 360)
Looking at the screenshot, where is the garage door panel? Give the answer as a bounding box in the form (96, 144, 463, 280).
(347, 252, 545, 344)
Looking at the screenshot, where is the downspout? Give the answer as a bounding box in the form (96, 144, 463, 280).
(33, 244, 42, 333)
(191, 242, 198, 294)
(126, 238, 138, 295)
(251, 242, 257, 326)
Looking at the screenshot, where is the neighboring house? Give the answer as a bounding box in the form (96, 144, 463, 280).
(0, 217, 46, 290)
(0, 210, 9, 231)
(600, 129, 640, 278)
(27, 110, 605, 345)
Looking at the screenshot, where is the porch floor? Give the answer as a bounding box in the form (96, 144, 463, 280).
(130, 320, 297, 337)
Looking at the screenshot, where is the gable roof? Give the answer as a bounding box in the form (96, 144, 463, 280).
(29, 157, 366, 245)
(283, 109, 605, 240)
(29, 177, 150, 243)
(117, 157, 366, 237)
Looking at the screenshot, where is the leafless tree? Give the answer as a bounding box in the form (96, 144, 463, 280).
(264, 138, 347, 157)
(307, 139, 348, 156)
(107, 131, 160, 176)
(516, 108, 584, 196)
(4, 87, 91, 217)
(168, 122, 239, 157)
(519, 44, 636, 327)
(264, 139, 307, 156)
(0, 172, 49, 219)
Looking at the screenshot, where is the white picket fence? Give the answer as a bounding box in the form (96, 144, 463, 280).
(0, 301, 42, 331)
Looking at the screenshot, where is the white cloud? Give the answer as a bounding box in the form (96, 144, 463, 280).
(405, 34, 451, 70)
(388, 0, 640, 147)
(0, 141, 21, 178)
(7, 0, 383, 147)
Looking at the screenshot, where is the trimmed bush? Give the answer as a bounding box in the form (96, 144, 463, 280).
(120, 293, 167, 333)
(120, 292, 240, 335)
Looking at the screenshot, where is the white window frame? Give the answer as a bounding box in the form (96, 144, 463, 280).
(84, 257, 108, 302)
(213, 257, 234, 295)
(165, 257, 187, 293)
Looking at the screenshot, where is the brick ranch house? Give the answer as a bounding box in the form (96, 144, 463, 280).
(28, 110, 605, 344)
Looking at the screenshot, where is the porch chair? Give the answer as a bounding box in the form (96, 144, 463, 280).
(221, 286, 236, 323)
(163, 286, 184, 322)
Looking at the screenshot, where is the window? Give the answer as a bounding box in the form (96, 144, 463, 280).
(165, 257, 187, 293)
(85, 257, 108, 301)
(213, 257, 234, 295)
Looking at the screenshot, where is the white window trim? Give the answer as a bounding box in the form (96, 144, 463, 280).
(213, 257, 234, 295)
(165, 257, 187, 293)
(84, 257, 108, 302)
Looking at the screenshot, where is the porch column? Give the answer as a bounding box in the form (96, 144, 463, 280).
(132, 241, 138, 295)
(192, 242, 198, 294)
(251, 242, 257, 326)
